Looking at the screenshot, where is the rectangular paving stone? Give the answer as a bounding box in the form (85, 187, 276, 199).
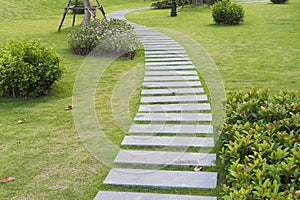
(142, 81, 201, 88)
(114, 150, 216, 166)
(146, 61, 193, 66)
(138, 103, 211, 112)
(146, 66, 196, 71)
(144, 46, 184, 50)
(140, 39, 176, 43)
(145, 50, 187, 55)
(140, 95, 208, 103)
(142, 41, 179, 45)
(128, 124, 214, 134)
(134, 113, 212, 122)
(145, 66, 196, 71)
(146, 57, 191, 62)
(145, 54, 189, 58)
(145, 48, 185, 52)
(145, 70, 197, 76)
(103, 168, 218, 189)
(94, 191, 217, 200)
(144, 76, 199, 82)
(121, 136, 215, 148)
(141, 88, 204, 95)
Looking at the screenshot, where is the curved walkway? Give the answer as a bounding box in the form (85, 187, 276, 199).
(95, 9, 218, 200)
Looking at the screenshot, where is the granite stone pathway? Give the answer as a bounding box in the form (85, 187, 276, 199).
(94, 9, 217, 200)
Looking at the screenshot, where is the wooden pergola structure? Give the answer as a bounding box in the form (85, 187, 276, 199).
(58, 0, 106, 32)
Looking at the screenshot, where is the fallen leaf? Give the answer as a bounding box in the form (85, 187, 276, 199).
(194, 166, 202, 172)
(65, 105, 72, 110)
(0, 177, 16, 183)
(18, 119, 26, 124)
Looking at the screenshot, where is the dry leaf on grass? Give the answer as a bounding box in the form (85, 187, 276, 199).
(0, 177, 16, 183)
(17, 119, 26, 124)
(65, 105, 72, 110)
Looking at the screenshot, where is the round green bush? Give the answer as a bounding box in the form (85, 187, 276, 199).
(151, 0, 193, 9)
(270, 0, 288, 4)
(212, 0, 245, 25)
(0, 40, 64, 98)
(68, 18, 141, 58)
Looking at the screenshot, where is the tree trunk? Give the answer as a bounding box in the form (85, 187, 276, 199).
(194, 0, 203, 6)
(81, 0, 93, 26)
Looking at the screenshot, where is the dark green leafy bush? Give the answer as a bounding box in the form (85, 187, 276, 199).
(212, 0, 244, 25)
(220, 88, 300, 199)
(151, 0, 193, 9)
(68, 18, 140, 59)
(0, 40, 64, 98)
(271, 0, 288, 4)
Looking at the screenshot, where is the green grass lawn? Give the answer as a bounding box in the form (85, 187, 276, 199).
(127, 0, 300, 93)
(0, 0, 299, 199)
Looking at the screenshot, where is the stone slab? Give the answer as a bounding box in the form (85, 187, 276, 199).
(146, 61, 193, 66)
(145, 50, 187, 55)
(145, 66, 196, 71)
(94, 191, 217, 200)
(144, 46, 184, 50)
(142, 41, 179, 45)
(140, 39, 176, 43)
(145, 54, 189, 58)
(145, 48, 185, 52)
(138, 103, 211, 112)
(114, 150, 216, 166)
(134, 113, 212, 122)
(103, 168, 218, 189)
(140, 95, 208, 103)
(128, 124, 213, 135)
(144, 76, 199, 82)
(145, 70, 197, 76)
(146, 57, 191, 62)
(121, 136, 215, 148)
(141, 88, 204, 95)
(142, 81, 201, 88)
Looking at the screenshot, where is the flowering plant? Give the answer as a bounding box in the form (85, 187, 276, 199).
(68, 18, 140, 59)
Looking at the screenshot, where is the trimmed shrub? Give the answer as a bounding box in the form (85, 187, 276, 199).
(151, 0, 193, 9)
(0, 40, 64, 98)
(271, 0, 288, 4)
(212, 0, 244, 25)
(220, 88, 300, 199)
(68, 18, 141, 59)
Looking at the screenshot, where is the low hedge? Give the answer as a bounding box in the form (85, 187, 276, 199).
(68, 18, 140, 59)
(271, 0, 288, 4)
(151, 0, 193, 9)
(0, 40, 64, 98)
(220, 88, 299, 199)
(212, 0, 244, 25)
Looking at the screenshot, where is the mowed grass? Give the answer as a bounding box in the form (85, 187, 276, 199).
(126, 1, 300, 93)
(0, 0, 148, 199)
(0, 0, 299, 199)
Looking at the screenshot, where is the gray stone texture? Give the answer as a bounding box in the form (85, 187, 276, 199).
(121, 136, 215, 148)
(145, 66, 196, 71)
(114, 150, 216, 166)
(103, 168, 218, 189)
(141, 88, 204, 95)
(128, 124, 214, 134)
(144, 76, 199, 82)
(142, 81, 201, 88)
(134, 113, 212, 122)
(140, 95, 208, 103)
(144, 70, 197, 76)
(138, 103, 211, 112)
(146, 61, 193, 66)
(94, 191, 217, 200)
